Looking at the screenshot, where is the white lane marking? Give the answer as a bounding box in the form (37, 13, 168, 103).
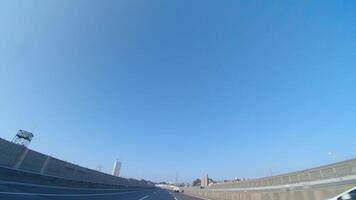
(174, 197, 178, 200)
(0, 190, 145, 197)
(186, 194, 212, 200)
(139, 195, 150, 200)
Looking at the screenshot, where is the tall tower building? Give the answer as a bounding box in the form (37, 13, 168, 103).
(112, 160, 122, 177)
(201, 174, 209, 187)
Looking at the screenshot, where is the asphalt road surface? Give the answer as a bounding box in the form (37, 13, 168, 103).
(0, 182, 206, 200)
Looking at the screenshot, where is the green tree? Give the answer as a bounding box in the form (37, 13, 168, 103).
(192, 178, 201, 186)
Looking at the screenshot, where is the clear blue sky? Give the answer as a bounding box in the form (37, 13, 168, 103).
(1, 0, 356, 183)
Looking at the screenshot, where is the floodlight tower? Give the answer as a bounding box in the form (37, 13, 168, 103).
(12, 130, 34, 147)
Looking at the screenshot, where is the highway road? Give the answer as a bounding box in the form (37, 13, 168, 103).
(0, 182, 206, 200)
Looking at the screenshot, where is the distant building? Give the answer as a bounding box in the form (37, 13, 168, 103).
(112, 160, 122, 176)
(201, 174, 209, 187)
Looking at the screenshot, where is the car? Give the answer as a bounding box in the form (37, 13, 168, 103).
(173, 186, 180, 193)
(172, 186, 184, 193)
(327, 186, 356, 200)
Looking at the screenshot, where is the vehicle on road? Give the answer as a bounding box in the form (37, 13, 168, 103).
(173, 186, 180, 192)
(172, 186, 184, 193)
(327, 186, 356, 200)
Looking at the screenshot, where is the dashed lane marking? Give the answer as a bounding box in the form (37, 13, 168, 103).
(186, 194, 212, 200)
(138, 195, 150, 200)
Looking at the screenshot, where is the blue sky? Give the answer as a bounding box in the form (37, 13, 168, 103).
(1, 0, 356, 183)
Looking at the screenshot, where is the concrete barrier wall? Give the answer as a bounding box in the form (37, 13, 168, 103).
(0, 138, 26, 167)
(185, 184, 355, 200)
(0, 166, 144, 189)
(19, 150, 47, 173)
(0, 138, 150, 188)
(209, 158, 356, 189)
(185, 159, 356, 200)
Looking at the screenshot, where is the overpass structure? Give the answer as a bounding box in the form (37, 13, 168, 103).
(184, 159, 356, 200)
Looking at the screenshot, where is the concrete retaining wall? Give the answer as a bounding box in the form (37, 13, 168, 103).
(184, 158, 356, 200)
(0, 166, 142, 189)
(209, 159, 356, 189)
(0, 137, 150, 188)
(19, 150, 47, 173)
(185, 184, 355, 200)
(0, 138, 26, 167)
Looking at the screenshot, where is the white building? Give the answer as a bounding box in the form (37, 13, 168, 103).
(112, 160, 122, 177)
(201, 174, 209, 187)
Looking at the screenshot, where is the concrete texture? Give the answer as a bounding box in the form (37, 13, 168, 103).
(184, 160, 356, 200)
(184, 185, 354, 200)
(0, 137, 150, 188)
(209, 158, 356, 189)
